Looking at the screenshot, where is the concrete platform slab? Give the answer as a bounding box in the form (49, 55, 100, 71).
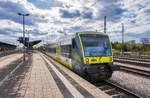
(23, 53, 64, 98)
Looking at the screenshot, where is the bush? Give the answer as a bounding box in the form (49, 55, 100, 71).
(113, 50, 120, 55)
(141, 51, 150, 56)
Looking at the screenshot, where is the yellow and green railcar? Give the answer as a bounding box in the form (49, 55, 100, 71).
(47, 31, 119, 80)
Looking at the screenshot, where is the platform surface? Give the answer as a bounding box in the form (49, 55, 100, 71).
(18, 53, 63, 98)
(0, 53, 22, 69)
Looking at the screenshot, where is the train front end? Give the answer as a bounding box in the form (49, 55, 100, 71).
(78, 33, 119, 80)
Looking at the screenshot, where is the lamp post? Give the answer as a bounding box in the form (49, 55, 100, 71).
(25, 30, 31, 54)
(104, 16, 106, 33)
(18, 13, 30, 61)
(28, 30, 30, 54)
(122, 23, 124, 54)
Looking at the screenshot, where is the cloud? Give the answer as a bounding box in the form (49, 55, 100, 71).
(98, 5, 125, 22)
(0, 0, 150, 45)
(82, 10, 93, 19)
(60, 9, 81, 18)
(92, 0, 126, 22)
(28, 0, 63, 9)
(0, 1, 27, 23)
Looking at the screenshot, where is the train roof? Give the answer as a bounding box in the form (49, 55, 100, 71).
(76, 31, 108, 35)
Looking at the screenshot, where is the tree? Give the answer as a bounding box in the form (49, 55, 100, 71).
(135, 43, 143, 51)
(140, 38, 149, 44)
(140, 38, 149, 51)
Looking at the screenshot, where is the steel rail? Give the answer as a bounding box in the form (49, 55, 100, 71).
(103, 80, 142, 98)
(114, 56, 150, 62)
(119, 66, 150, 77)
(114, 58, 150, 67)
(94, 80, 142, 98)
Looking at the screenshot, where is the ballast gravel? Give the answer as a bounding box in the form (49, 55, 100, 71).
(110, 71, 150, 98)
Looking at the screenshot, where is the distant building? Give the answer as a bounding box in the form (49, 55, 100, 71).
(18, 38, 41, 49)
(127, 40, 136, 45)
(0, 41, 16, 51)
(140, 38, 149, 44)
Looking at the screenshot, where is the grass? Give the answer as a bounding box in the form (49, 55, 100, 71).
(140, 51, 150, 56)
(112, 50, 121, 55)
(112, 49, 150, 56)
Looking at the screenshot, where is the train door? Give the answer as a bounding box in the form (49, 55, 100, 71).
(56, 44, 60, 57)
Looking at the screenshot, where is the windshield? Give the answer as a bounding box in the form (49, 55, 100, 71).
(80, 34, 112, 57)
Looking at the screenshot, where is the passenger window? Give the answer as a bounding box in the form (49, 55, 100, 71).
(72, 38, 77, 49)
(60, 45, 72, 58)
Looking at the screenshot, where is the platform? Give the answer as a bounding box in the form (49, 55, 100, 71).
(0, 52, 111, 98)
(0, 53, 22, 70)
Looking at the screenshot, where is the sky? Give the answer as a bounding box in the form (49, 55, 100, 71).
(0, 0, 150, 45)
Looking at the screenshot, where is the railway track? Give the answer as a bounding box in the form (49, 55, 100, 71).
(119, 65, 150, 77)
(114, 56, 150, 63)
(114, 55, 150, 77)
(114, 58, 150, 67)
(114, 55, 150, 59)
(94, 80, 142, 98)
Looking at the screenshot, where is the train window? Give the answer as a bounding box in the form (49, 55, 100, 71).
(80, 34, 111, 57)
(72, 38, 76, 49)
(61, 45, 71, 58)
(48, 48, 56, 53)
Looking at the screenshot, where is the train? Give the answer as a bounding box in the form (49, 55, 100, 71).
(45, 31, 119, 81)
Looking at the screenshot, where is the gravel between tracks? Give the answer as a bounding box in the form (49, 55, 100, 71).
(110, 71, 150, 97)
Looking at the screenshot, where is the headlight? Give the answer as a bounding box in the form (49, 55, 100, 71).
(86, 58, 89, 62)
(109, 57, 112, 62)
(86, 58, 89, 64)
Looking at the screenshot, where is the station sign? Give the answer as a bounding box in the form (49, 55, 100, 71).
(19, 37, 29, 42)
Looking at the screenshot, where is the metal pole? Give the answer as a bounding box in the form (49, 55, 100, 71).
(28, 30, 29, 54)
(122, 23, 124, 54)
(18, 13, 29, 60)
(47, 36, 48, 44)
(23, 15, 25, 61)
(104, 16, 106, 33)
